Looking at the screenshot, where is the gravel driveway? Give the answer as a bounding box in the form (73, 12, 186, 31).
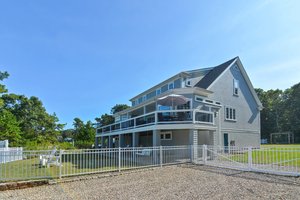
(1, 164, 300, 200)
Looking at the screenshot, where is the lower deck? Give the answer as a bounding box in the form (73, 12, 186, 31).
(96, 129, 216, 148)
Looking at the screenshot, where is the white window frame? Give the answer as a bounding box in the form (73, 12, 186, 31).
(233, 79, 239, 96)
(160, 131, 172, 140)
(225, 106, 236, 121)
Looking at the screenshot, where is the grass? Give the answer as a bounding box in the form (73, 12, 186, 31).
(0, 154, 121, 182)
(0, 153, 157, 182)
(224, 144, 300, 167)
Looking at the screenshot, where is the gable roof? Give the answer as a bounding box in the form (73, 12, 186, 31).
(193, 56, 262, 109)
(194, 57, 238, 89)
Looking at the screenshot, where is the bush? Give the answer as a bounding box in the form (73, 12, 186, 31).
(57, 142, 75, 150)
(74, 140, 94, 149)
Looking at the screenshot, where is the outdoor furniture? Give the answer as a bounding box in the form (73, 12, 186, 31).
(136, 149, 152, 156)
(39, 147, 61, 168)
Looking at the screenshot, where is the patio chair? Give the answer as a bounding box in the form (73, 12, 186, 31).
(136, 149, 152, 156)
(39, 147, 61, 168)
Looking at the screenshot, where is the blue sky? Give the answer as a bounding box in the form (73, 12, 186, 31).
(1, 0, 300, 128)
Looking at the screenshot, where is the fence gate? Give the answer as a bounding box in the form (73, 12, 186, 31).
(198, 145, 300, 176)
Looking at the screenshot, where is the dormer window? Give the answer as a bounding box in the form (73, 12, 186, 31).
(186, 80, 192, 87)
(233, 79, 239, 96)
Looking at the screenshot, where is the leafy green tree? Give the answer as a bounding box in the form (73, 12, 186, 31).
(1, 93, 64, 144)
(0, 71, 9, 107)
(72, 118, 95, 148)
(95, 114, 114, 126)
(285, 83, 300, 140)
(111, 104, 130, 114)
(0, 109, 22, 146)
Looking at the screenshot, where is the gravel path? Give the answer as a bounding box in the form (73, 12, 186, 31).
(1, 164, 300, 200)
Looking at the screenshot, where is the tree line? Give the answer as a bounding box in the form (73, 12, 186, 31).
(255, 83, 300, 142)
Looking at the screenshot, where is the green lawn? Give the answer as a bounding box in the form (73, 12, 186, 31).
(0, 154, 120, 182)
(262, 144, 300, 148)
(0, 153, 155, 182)
(226, 144, 300, 167)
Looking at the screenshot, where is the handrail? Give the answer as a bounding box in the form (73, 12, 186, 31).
(97, 109, 214, 134)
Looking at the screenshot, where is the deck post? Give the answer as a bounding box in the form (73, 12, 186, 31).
(59, 149, 62, 179)
(202, 145, 207, 165)
(118, 147, 121, 172)
(160, 146, 163, 167)
(248, 147, 252, 171)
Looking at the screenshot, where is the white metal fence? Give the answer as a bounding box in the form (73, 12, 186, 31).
(196, 145, 300, 176)
(0, 145, 299, 182)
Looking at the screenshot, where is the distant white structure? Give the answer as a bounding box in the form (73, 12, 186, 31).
(0, 140, 9, 148)
(0, 140, 23, 164)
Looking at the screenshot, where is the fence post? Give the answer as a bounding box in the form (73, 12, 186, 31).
(118, 147, 121, 172)
(160, 146, 163, 167)
(248, 147, 252, 171)
(203, 145, 207, 164)
(59, 149, 62, 179)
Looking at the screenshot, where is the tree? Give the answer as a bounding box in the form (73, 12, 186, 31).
(111, 104, 130, 114)
(1, 93, 64, 144)
(95, 114, 114, 126)
(286, 83, 300, 141)
(95, 104, 130, 127)
(0, 71, 9, 107)
(72, 118, 95, 148)
(0, 109, 22, 146)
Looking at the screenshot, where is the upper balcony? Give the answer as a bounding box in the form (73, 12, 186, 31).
(96, 109, 215, 136)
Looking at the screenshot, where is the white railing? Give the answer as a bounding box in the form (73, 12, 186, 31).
(201, 145, 300, 176)
(1, 145, 299, 182)
(97, 109, 214, 135)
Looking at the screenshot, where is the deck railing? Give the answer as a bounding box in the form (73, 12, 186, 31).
(97, 109, 214, 135)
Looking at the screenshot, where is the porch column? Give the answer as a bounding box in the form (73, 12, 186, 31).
(152, 130, 161, 146)
(189, 129, 198, 162)
(132, 132, 139, 147)
(95, 137, 99, 148)
(101, 136, 104, 148)
(210, 131, 217, 146)
(108, 136, 114, 148)
(119, 134, 124, 147)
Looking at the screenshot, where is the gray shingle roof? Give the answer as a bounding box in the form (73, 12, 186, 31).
(194, 57, 238, 89)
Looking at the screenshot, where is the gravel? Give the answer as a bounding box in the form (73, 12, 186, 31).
(1, 164, 300, 200)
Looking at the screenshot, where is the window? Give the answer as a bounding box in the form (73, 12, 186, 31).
(225, 106, 236, 121)
(186, 80, 192, 87)
(146, 91, 156, 100)
(138, 97, 143, 104)
(233, 79, 239, 96)
(168, 82, 174, 90)
(195, 95, 203, 102)
(161, 84, 168, 93)
(160, 131, 172, 140)
(156, 89, 161, 95)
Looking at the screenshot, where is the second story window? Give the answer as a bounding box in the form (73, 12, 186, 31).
(138, 97, 143, 104)
(233, 79, 239, 96)
(168, 82, 174, 90)
(156, 89, 161, 96)
(225, 106, 236, 121)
